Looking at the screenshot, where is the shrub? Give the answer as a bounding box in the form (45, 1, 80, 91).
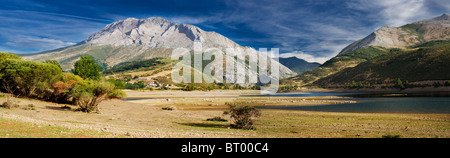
(395, 78, 405, 89)
(1, 101, 12, 109)
(24, 104, 35, 110)
(107, 89, 126, 99)
(107, 79, 125, 89)
(162, 107, 173, 111)
(225, 102, 261, 130)
(42, 59, 62, 70)
(445, 81, 450, 87)
(182, 84, 196, 91)
(433, 82, 442, 88)
(206, 116, 228, 122)
(382, 134, 402, 138)
(70, 80, 114, 113)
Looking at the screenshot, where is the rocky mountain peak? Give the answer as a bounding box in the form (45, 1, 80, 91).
(338, 14, 450, 55)
(80, 17, 240, 50)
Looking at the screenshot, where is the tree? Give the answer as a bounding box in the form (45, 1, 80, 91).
(73, 56, 100, 80)
(225, 102, 261, 130)
(0, 59, 62, 97)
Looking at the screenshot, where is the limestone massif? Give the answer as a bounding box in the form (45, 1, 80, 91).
(339, 13, 450, 55)
(22, 17, 297, 81)
(287, 13, 450, 85)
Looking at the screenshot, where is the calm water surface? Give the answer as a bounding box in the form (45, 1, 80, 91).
(247, 92, 450, 114)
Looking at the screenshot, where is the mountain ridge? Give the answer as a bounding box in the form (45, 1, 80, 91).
(339, 13, 450, 55)
(275, 57, 320, 74)
(21, 17, 297, 80)
(285, 14, 450, 86)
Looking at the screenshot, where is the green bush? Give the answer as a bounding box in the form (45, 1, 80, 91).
(182, 84, 196, 91)
(24, 104, 35, 110)
(225, 102, 261, 130)
(382, 134, 402, 138)
(107, 79, 125, 89)
(107, 89, 126, 99)
(70, 80, 114, 113)
(206, 116, 228, 122)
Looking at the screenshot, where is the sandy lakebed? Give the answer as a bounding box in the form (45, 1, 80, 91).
(0, 90, 449, 138)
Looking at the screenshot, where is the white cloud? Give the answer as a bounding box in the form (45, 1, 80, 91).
(168, 16, 211, 24)
(5, 36, 75, 51)
(347, 0, 431, 27)
(279, 51, 332, 64)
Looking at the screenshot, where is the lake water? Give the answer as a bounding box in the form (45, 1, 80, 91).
(246, 92, 450, 114)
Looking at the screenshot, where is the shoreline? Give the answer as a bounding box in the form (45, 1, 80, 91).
(283, 87, 450, 93)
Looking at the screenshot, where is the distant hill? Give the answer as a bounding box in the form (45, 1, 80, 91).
(275, 57, 320, 74)
(284, 14, 450, 86)
(314, 41, 450, 86)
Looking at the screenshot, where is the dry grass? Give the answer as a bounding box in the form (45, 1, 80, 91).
(0, 90, 449, 138)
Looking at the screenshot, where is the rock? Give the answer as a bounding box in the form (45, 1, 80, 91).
(126, 132, 132, 137)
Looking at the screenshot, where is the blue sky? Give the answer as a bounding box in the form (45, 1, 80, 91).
(0, 0, 449, 63)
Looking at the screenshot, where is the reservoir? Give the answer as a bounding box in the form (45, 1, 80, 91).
(248, 91, 450, 114)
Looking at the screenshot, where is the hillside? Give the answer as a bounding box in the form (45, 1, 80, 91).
(284, 14, 450, 86)
(276, 57, 320, 74)
(314, 41, 450, 86)
(284, 46, 390, 85)
(339, 13, 450, 55)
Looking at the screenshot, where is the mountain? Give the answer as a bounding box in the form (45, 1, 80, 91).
(315, 41, 450, 86)
(275, 57, 320, 74)
(21, 17, 296, 81)
(285, 13, 450, 85)
(339, 13, 450, 55)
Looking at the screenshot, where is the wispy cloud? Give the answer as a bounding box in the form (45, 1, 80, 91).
(346, 0, 447, 27)
(5, 36, 75, 51)
(0, 9, 109, 53)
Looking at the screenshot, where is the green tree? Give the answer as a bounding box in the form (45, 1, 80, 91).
(73, 56, 100, 80)
(42, 59, 62, 71)
(0, 59, 62, 97)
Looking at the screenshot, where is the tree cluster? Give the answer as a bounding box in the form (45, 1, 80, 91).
(0, 53, 122, 113)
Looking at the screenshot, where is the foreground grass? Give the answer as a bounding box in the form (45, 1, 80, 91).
(0, 118, 112, 138)
(175, 110, 450, 138)
(254, 110, 450, 138)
